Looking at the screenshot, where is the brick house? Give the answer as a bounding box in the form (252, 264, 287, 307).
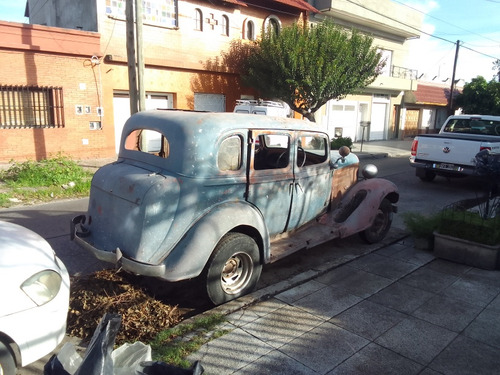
(0, 0, 317, 162)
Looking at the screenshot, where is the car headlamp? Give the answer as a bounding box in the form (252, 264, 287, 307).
(21, 270, 62, 306)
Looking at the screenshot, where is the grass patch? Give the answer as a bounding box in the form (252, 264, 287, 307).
(150, 313, 230, 368)
(0, 155, 93, 207)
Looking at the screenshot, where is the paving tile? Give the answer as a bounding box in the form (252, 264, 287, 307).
(291, 285, 362, 320)
(488, 292, 500, 311)
(240, 304, 324, 349)
(187, 327, 273, 375)
(348, 253, 420, 280)
(332, 300, 407, 340)
(463, 307, 500, 349)
(411, 294, 482, 332)
(279, 321, 369, 374)
(424, 258, 472, 276)
(368, 281, 435, 314)
(275, 280, 326, 304)
(373, 241, 409, 257)
(400, 267, 459, 293)
(234, 349, 318, 375)
(315, 264, 358, 285)
(440, 278, 500, 307)
(375, 317, 457, 365)
(429, 335, 500, 375)
(462, 267, 500, 289)
(388, 246, 435, 266)
(327, 343, 423, 375)
(316, 267, 393, 298)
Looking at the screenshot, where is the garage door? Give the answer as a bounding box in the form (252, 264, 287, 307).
(194, 93, 226, 112)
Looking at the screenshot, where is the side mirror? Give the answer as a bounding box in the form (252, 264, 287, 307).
(331, 146, 351, 169)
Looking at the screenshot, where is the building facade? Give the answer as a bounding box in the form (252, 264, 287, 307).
(310, 0, 423, 141)
(0, 0, 316, 162)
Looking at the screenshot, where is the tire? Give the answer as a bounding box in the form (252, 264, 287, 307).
(418, 169, 436, 182)
(204, 233, 262, 306)
(359, 198, 393, 244)
(0, 341, 16, 375)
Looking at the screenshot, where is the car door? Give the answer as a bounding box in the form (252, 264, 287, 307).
(246, 130, 294, 236)
(287, 132, 332, 230)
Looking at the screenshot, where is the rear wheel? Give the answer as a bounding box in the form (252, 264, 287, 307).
(360, 198, 393, 244)
(417, 169, 436, 182)
(204, 233, 262, 305)
(0, 341, 16, 375)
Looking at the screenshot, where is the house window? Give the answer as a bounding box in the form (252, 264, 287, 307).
(0, 86, 64, 128)
(245, 20, 255, 40)
(194, 8, 203, 31)
(264, 15, 281, 35)
(377, 48, 393, 77)
(221, 15, 229, 36)
(105, 0, 178, 28)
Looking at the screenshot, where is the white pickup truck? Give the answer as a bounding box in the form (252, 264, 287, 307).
(409, 114, 500, 181)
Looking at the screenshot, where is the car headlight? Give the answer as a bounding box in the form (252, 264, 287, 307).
(21, 270, 62, 306)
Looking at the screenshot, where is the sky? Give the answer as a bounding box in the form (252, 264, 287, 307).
(0, 0, 499, 84)
(400, 0, 500, 84)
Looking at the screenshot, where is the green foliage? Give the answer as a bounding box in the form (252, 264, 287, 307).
(150, 314, 228, 368)
(331, 136, 353, 150)
(454, 76, 500, 115)
(2, 155, 90, 187)
(402, 212, 440, 238)
(438, 209, 500, 246)
(242, 21, 382, 121)
(0, 155, 93, 207)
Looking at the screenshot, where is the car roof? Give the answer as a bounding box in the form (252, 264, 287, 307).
(118, 110, 328, 176)
(123, 109, 320, 134)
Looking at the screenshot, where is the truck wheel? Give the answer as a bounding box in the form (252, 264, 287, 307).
(204, 233, 262, 306)
(0, 341, 16, 375)
(360, 198, 392, 244)
(418, 169, 436, 182)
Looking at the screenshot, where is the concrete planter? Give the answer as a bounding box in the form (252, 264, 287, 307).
(433, 231, 500, 270)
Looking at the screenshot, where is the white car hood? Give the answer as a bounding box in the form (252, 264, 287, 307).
(0, 221, 61, 317)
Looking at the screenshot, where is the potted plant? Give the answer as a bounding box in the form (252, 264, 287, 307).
(433, 206, 500, 270)
(402, 211, 440, 250)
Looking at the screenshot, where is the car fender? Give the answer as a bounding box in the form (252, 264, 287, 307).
(327, 178, 399, 238)
(161, 202, 270, 281)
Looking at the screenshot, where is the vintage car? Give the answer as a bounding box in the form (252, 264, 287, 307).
(72, 110, 398, 305)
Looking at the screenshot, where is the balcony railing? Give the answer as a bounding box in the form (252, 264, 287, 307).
(390, 65, 418, 80)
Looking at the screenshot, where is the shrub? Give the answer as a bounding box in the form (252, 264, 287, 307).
(331, 136, 353, 150)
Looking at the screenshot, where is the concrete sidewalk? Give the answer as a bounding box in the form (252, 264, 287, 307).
(186, 237, 500, 375)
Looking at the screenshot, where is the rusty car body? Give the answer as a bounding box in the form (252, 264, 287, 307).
(71, 110, 398, 305)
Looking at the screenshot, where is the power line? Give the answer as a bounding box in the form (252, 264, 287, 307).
(343, 0, 500, 62)
(392, 0, 500, 45)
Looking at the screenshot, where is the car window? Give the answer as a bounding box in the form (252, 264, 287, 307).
(124, 129, 170, 158)
(444, 118, 500, 135)
(297, 133, 328, 167)
(218, 135, 242, 171)
(254, 133, 291, 170)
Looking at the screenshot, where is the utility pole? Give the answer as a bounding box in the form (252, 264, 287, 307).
(449, 40, 460, 115)
(126, 0, 138, 115)
(126, 0, 145, 114)
(135, 0, 145, 111)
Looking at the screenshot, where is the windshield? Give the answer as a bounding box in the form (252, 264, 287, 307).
(443, 118, 500, 136)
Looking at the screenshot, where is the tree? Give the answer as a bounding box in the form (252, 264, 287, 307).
(241, 21, 383, 121)
(454, 76, 500, 115)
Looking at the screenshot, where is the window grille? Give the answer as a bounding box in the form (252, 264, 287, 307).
(0, 85, 64, 128)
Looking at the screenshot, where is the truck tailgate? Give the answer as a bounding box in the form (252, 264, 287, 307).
(414, 135, 483, 166)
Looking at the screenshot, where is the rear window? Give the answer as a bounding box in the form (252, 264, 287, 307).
(124, 129, 170, 158)
(443, 118, 500, 136)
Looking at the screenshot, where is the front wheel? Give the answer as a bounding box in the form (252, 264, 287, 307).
(359, 198, 393, 244)
(0, 341, 17, 375)
(204, 233, 262, 306)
